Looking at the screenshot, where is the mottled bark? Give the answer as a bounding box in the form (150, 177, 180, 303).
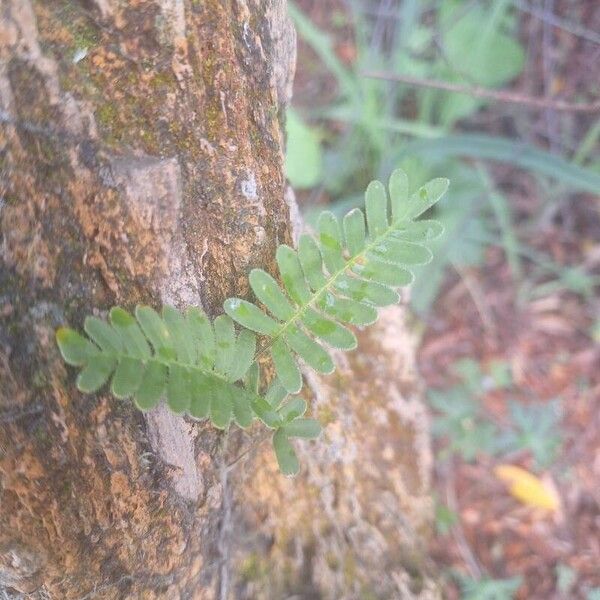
(1, 0, 295, 597)
(0, 1, 437, 598)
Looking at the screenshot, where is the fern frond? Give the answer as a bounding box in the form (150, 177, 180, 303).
(56, 305, 321, 474)
(224, 168, 448, 394)
(56, 168, 448, 476)
(56, 305, 261, 429)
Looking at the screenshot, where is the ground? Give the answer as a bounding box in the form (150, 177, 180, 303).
(421, 193, 600, 597)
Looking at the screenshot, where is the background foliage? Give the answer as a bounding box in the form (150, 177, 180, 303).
(286, 0, 600, 597)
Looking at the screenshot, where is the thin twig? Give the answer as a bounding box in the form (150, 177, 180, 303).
(542, 0, 560, 153)
(452, 263, 497, 336)
(511, 0, 600, 46)
(445, 459, 484, 580)
(226, 430, 271, 470)
(361, 71, 600, 113)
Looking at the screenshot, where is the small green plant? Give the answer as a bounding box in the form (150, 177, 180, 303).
(434, 499, 458, 536)
(57, 169, 448, 475)
(454, 572, 522, 600)
(429, 385, 499, 461)
(555, 563, 577, 595)
(285, 108, 323, 189)
(498, 400, 562, 469)
(429, 358, 563, 467)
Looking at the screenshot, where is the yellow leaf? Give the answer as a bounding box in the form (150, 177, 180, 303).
(494, 464, 559, 512)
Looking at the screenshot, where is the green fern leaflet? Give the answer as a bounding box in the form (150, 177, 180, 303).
(56, 169, 448, 475)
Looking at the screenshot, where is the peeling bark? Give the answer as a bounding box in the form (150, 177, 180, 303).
(0, 1, 437, 598)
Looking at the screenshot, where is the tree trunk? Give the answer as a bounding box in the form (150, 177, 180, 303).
(0, 1, 438, 598)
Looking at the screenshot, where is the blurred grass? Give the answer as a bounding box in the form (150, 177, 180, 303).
(287, 0, 599, 314)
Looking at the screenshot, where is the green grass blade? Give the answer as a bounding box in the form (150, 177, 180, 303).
(400, 134, 600, 193)
(287, 2, 357, 99)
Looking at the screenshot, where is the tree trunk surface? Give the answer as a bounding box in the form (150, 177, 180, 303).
(0, 1, 438, 598)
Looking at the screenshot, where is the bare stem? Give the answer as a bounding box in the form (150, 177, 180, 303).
(362, 71, 600, 113)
